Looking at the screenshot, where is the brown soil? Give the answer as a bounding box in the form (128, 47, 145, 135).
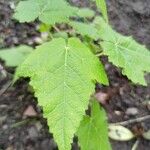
(0, 0, 150, 150)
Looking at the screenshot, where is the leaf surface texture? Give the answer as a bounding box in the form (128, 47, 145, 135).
(0, 45, 33, 67)
(95, 17, 150, 85)
(14, 0, 77, 24)
(15, 38, 108, 150)
(77, 100, 111, 150)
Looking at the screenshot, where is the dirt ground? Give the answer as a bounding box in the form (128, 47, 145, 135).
(0, 0, 150, 150)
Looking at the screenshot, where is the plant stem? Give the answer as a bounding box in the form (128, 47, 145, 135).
(11, 118, 37, 128)
(95, 52, 104, 57)
(53, 25, 61, 33)
(111, 115, 150, 126)
(131, 139, 140, 150)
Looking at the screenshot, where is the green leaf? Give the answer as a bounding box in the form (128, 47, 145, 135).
(53, 31, 68, 40)
(76, 8, 95, 18)
(38, 23, 51, 33)
(77, 100, 111, 150)
(96, 0, 108, 23)
(15, 38, 108, 150)
(95, 17, 150, 85)
(14, 0, 78, 25)
(0, 45, 33, 67)
(69, 21, 99, 40)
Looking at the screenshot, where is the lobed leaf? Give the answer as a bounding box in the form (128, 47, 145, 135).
(69, 21, 99, 40)
(76, 8, 95, 18)
(95, 17, 150, 85)
(96, 0, 108, 23)
(14, 0, 78, 25)
(15, 38, 108, 150)
(77, 99, 111, 150)
(0, 45, 33, 67)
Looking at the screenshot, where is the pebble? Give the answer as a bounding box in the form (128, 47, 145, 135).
(28, 126, 38, 139)
(6, 146, 14, 150)
(41, 139, 57, 150)
(114, 110, 122, 116)
(0, 104, 8, 109)
(125, 107, 138, 116)
(35, 121, 43, 131)
(2, 124, 8, 130)
(23, 105, 37, 117)
(0, 116, 6, 125)
(33, 37, 43, 44)
(95, 92, 109, 105)
(9, 135, 14, 141)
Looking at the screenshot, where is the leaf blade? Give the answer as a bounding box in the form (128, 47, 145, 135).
(69, 21, 99, 40)
(95, 17, 150, 85)
(96, 0, 108, 23)
(15, 38, 108, 150)
(76, 8, 95, 18)
(14, 0, 78, 25)
(77, 100, 111, 150)
(0, 45, 33, 67)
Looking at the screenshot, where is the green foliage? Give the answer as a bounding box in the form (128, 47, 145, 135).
(15, 38, 108, 150)
(14, 0, 77, 25)
(69, 21, 99, 40)
(53, 32, 68, 40)
(76, 8, 95, 18)
(0, 45, 33, 67)
(95, 0, 108, 23)
(77, 99, 111, 150)
(94, 17, 150, 85)
(12, 0, 150, 149)
(38, 23, 51, 33)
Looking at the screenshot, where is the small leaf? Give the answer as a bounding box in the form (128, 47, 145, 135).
(15, 38, 108, 150)
(77, 100, 112, 150)
(69, 21, 99, 40)
(38, 23, 51, 33)
(109, 125, 134, 141)
(96, 0, 108, 23)
(53, 31, 68, 40)
(143, 130, 150, 140)
(0, 45, 33, 67)
(14, 0, 78, 25)
(94, 17, 150, 85)
(76, 8, 95, 18)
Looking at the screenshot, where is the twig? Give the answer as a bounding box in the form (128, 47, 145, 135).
(111, 115, 150, 126)
(131, 139, 140, 150)
(0, 64, 7, 78)
(53, 25, 61, 33)
(11, 118, 37, 128)
(0, 81, 12, 96)
(95, 52, 104, 57)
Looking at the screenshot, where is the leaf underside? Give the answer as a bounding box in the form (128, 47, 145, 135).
(15, 38, 108, 150)
(94, 17, 150, 85)
(0, 45, 33, 67)
(14, 0, 77, 25)
(77, 100, 111, 150)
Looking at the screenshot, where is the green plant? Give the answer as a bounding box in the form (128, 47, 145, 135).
(0, 45, 33, 67)
(1, 0, 149, 149)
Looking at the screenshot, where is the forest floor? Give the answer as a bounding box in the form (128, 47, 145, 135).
(0, 0, 150, 150)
